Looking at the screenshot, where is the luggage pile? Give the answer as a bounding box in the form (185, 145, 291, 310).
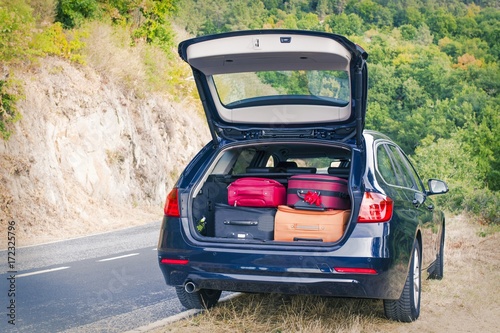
(214, 174, 351, 243)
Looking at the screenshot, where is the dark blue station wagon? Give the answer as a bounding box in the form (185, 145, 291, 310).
(157, 30, 448, 322)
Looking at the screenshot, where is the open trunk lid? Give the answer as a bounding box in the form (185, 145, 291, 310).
(179, 30, 368, 146)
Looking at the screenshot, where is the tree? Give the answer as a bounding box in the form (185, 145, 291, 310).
(425, 9, 457, 41)
(345, 0, 393, 28)
(325, 12, 364, 35)
(132, 0, 177, 51)
(56, 0, 100, 29)
(297, 12, 321, 30)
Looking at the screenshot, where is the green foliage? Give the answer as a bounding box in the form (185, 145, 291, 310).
(33, 22, 88, 63)
(98, 0, 141, 25)
(326, 13, 364, 35)
(56, 0, 100, 29)
(0, 0, 32, 140)
(0, 0, 35, 62)
(132, 0, 177, 52)
(345, 0, 393, 28)
(464, 188, 500, 226)
(0, 77, 23, 140)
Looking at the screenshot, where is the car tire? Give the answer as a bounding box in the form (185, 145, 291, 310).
(429, 227, 445, 280)
(175, 287, 222, 310)
(383, 240, 421, 322)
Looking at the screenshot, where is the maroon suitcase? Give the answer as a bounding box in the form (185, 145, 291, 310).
(228, 177, 286, 207)
(287, 174, 350, 210)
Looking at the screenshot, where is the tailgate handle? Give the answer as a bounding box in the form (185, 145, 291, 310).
(293, 237, 323, 242)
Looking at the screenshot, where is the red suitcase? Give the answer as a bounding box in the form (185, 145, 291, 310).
(228, 177, 286, 207)
(287, 174, 350, 210)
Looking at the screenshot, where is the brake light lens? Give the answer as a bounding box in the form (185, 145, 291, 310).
(357, 192, 393, 223)
(164, 188, 180, 217)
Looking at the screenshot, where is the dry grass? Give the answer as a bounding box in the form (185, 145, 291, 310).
(82, 22, 148, 94)
(151, 214, 500, 333)
(81, 21, 202, 112)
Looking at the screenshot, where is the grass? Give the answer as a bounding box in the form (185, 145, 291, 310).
(162, 295, 384, 333)
(151, 214, 500, 333)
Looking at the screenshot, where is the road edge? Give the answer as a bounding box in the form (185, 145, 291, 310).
(123, 293, 241, 333)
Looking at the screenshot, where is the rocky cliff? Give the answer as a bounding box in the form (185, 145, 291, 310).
(0, 57, 210, 246)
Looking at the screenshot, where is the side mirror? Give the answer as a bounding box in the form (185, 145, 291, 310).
(427, 179, 449, 195)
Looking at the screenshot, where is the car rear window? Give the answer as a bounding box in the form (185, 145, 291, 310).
(212, 70, 350, 108)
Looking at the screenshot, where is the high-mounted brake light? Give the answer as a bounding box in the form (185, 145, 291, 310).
(357, 192, 393, 223)
(164, 188, 180, 217)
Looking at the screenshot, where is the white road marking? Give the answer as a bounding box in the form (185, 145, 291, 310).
(17, 266, 70, 278)
(97, 253, 140, 262)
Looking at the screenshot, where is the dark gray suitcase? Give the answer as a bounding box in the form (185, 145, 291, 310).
(214, 203, 276, 240)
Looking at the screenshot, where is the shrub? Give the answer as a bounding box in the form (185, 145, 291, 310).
(0, 77, 23, 140)
(463, 188, 500, 225)
(132, 0, 177, 52)
(33, 22, 88, 64)
(55, 0, 100, 29)
(412, 135, 499, 225)
(0, 0, 35, 62)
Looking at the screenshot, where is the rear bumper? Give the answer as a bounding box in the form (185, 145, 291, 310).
(165, 270, 368, 297)
(158, 250, 403, 300)
(157, 216, 407, 300)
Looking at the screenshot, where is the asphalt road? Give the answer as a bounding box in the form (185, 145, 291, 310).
(0, 221, 186, 332)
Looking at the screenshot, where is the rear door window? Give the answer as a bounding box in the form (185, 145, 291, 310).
(376, 143, 422, 191)
(388, 145, 424, 192)
(376, 144, 399, 186)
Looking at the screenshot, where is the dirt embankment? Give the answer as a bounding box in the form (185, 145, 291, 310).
(0, 57, 210, 248)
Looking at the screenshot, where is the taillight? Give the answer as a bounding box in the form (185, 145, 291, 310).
(357, 192, 393, 223)
(164, 188, 180, 217)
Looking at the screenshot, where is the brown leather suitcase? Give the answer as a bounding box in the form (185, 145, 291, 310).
(274, 205, 350, 242)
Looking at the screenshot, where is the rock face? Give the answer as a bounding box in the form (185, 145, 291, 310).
(0, 57, 210, 246)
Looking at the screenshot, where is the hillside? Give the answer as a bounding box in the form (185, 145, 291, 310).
(0, 56, 209, 247)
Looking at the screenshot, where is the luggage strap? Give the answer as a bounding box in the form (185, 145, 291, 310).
(287, 189, 349, 199)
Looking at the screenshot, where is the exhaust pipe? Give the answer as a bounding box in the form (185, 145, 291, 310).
(184, 281, 199, 293)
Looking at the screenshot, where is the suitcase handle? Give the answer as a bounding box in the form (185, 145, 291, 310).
(293, 237, 323, 242)
(296, 190, 323, 207)
(223, 220, 258, 226)
(293, 224, 324, 231)
(291, 189, 349, 199)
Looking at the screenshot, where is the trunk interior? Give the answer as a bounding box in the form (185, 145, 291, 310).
(190, 142, 353, 244)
